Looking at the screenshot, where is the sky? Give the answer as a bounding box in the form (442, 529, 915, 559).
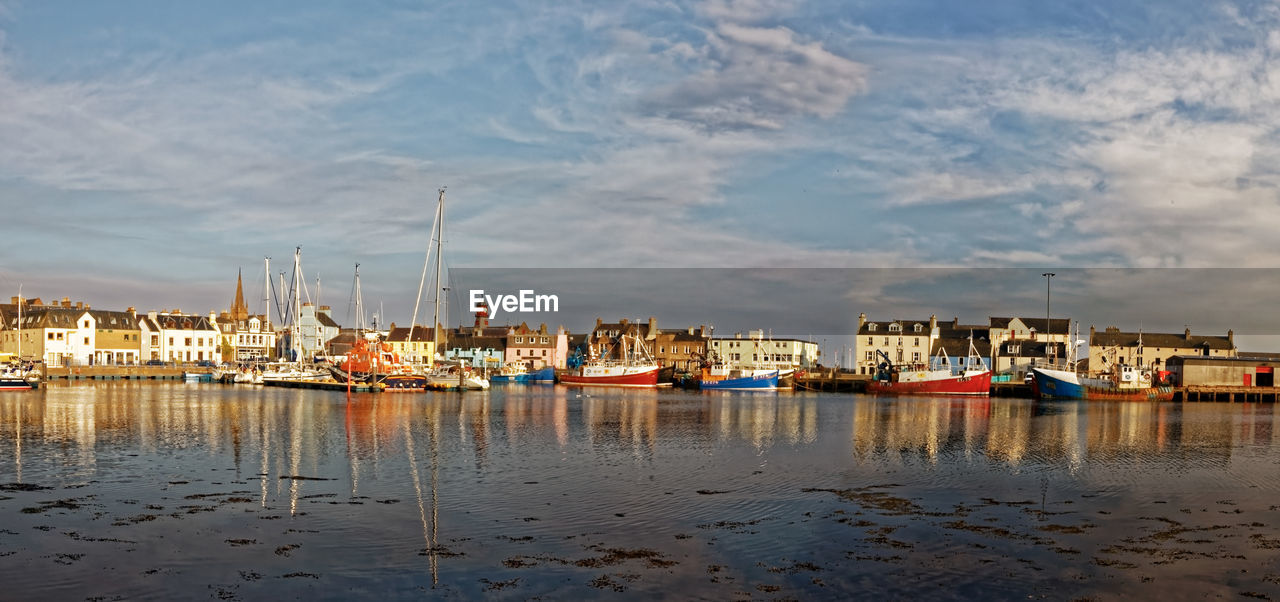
(1, 0, 1278, 348)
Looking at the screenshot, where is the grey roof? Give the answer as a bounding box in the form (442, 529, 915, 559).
(1090, 329, 1233, 350)
(990, 317, 1071, 335)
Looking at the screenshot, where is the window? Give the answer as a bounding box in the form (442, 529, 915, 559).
(515, 336, 523, 343)
(48, 332, 53, 340)
(541, 337, 548, 344)
(914, 324, 922, 332)
(660, 346, 665, 353)
(868, 324, 877, 331)
(883, 337, 889, 345)
(889, 323, 901, 332)
(84, 337, 89, 345)
(866, 337, 873, 345)
(169, 337, 174, 346)
(185, 338, 192, 346)
(912, 352, 921, 362)
(913, 337, 920, 346)
(897, 337, 903, 346)
(865, 351, 873, 361)
(151, 335, 158, 346)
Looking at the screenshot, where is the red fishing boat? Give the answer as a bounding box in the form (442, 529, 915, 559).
(559, 333, 661, 388)
(867, 340, 991, 396)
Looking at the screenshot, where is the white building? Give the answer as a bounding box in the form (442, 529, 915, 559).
(708, 330, 820, 371)
(141, 311, 222, 364)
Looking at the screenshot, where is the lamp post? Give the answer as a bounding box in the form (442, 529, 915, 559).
(1042, 272, 1055, 366)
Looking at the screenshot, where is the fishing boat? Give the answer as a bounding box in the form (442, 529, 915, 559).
(490, 363, 531, 383)
(1030, 364, 1174, 401)
(867, 339, 991, 396)
(426, 359, 490, 390)
(529, 366, 556, 383)
(699, 364, 779, 390)
(560, 333, 661, 388)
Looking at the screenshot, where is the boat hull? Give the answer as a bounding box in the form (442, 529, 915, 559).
(700, 371, 779, 390)
(867, 371, 992, 396)
(491, 373, 531, 383)
(1032, 368, 1174, 401)
(560, 366, 660, 388)
(0, 378, 35, 390)
(529, 367, 556, 383)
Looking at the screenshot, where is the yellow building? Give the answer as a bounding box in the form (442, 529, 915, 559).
(1089, 326, 1235, 374)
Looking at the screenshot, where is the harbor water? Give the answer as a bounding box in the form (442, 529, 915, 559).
(1, 382, 1279, 600)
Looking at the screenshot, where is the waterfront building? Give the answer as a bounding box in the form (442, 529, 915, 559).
(215, 271, 276, 362)
(437, 304, 509, 367)
(931, 337, 993, 370)
(1088, 326, 1235, 373)
(295, 303, 341, 359)
(651, 326, 711, 371)
(588, 317, 658, 360)
(143, 310, 221, 364)
(1166, 355, 1275, 386)
(503, 322, 568, 369)
(5, 300, 144, 366)
(854, 314, 941, 375)
(385, 324, 435, 364)
(988, 316, 1072, 374)
(709, 330, 820, 371)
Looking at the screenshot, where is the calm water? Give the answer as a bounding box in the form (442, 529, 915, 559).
(1, 382, 1278, 600)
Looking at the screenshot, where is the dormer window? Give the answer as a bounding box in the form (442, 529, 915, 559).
(868, 324, 877, 332)
(889, 323, 901, 332)
(913, 324, 922, 332)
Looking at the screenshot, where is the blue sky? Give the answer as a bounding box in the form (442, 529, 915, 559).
(1, 0, 1278, 340)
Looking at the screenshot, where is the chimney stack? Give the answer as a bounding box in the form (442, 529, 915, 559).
(1185, 327, 1191, 339)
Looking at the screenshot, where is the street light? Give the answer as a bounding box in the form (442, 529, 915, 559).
(1042, 272, 1055, 366)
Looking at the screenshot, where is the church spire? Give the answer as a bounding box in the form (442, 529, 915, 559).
(230, 269, 249, 321)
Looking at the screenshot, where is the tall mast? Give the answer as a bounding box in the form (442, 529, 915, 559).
(353, 263, 364, 333)
(293, 247, 303, 365)
(15, 284, 21, 364)
(430, 187, 446, 352)
(263, 257, 271, 330)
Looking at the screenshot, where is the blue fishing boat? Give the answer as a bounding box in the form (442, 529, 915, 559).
(1030, 365, 1174, 402)
(489, 363, 531, 383)
(529, 366, 556, 383)
(699, 366, 779, 390)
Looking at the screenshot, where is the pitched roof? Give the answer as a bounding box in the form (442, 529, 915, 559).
(445, 335, 506, 350)
(1090, 329, 1233, 350)
(931, 337, 992, 357)
(386, 326, 434, 343)
(316, 313, 340, 328)
(858, 318, 934, 335)
(990, 317, 1071, 335)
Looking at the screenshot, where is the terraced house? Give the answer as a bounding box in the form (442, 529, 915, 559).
(1, 298, 143, 366)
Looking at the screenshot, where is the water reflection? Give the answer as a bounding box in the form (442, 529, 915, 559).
(849, 396, 1279, 469)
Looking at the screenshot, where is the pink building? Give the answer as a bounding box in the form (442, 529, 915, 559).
(503, 322, 569, 369)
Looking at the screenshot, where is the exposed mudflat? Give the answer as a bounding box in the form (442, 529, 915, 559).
(0, 383, 1278, 599)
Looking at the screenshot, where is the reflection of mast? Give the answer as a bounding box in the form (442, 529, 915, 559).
(405, 409, 440, 584)
(259, 400, 271, 507)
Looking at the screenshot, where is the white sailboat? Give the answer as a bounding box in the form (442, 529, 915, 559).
(412, 188, 488, 391)
(262, 248, 327, 382)
(1, 286, 40, 390)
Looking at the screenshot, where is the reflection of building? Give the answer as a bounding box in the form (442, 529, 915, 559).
(1089, 326, 1235, 373)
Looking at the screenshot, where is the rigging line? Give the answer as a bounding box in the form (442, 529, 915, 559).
(409, 193, 442, 340)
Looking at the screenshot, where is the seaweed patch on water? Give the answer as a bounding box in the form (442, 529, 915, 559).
(0, 483, 54, 492)
(111, 514, 158, 526)
(574, 546, 676, 569)
(481, 577, 520, 591)
(225, 539, 257, 546)
(697, 489, 732, 495)
(802, 486, 922, 516)
(696, 517, 775, 534)
(419, 544, 465, 558)
(279, 572, 320, 579)
(765, 560, 824, 574)
(274, 544, 300, 557)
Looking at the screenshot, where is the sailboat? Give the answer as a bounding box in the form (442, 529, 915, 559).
(412, 188, 488, 391)
(261, 248, 327, 383)
(1, 287, 39, 390)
